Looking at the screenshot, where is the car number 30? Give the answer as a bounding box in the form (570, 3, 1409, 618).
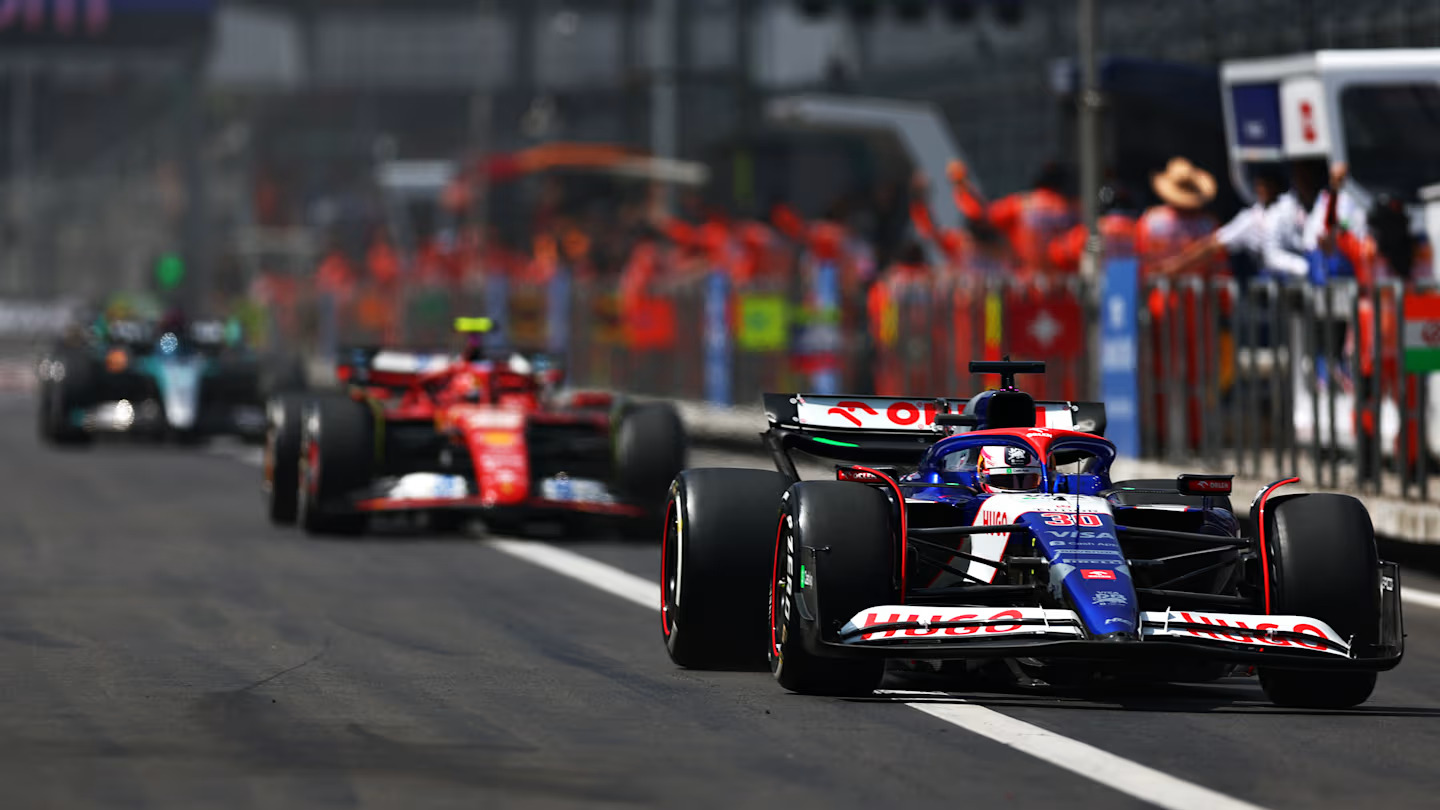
(1041, 513, 1103, 527)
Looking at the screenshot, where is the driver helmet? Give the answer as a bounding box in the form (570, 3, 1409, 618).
(978, 446, 1043, 493)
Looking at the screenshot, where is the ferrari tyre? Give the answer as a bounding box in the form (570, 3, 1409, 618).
(1258, 493, 1379, 709)
(771, 481, 895, 697)
(297, 396, 373, 536)
(265, 394, 306, 525)
(662, 468, 791, 669)
(615, 403, 687, 507)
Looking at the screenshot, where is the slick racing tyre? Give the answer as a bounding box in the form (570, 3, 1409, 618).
(615, 403, 687, 508)
(264, 394, 306, 525)
(662, 468, 791, 670)
(297, 396, 374, 536)
(771, 481, 895, 697)
(39, 349, 93, 446)
(1258, 493, 1380, 709)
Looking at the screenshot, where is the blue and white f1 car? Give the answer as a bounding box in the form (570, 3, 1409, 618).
(661, 361, 1403, 708)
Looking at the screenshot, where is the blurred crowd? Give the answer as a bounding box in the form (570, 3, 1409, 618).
(244, 145, 1426, 395)
(276, 146, 1423, 300)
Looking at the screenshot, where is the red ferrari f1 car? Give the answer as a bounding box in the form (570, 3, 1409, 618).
(263, 325, 686, 536)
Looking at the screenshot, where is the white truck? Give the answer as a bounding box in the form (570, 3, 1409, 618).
(1220, 49, 1440, 459)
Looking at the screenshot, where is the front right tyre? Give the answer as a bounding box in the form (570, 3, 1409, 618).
(38, 349, 93, 446)
(661, 468, 791, 669)
(264, 394, 306, 525)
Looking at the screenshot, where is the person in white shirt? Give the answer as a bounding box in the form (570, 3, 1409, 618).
(1263, 159, 1367, 283)
(1151, 165, 1283, 277)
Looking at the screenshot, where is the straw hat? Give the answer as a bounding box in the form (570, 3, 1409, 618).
(1151, 157, 1217, 210)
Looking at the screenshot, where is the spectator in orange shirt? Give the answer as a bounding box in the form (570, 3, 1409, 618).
(867, 240, 932, 395)
(315, 243, 356, 298)
(953, 160, 1078, 277)
(1048, 184, 1139, 272)
(909, 170, 973, 277)
(366, 228, 402, 286)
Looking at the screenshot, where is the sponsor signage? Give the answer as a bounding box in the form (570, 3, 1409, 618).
(797, 396, 946, 431)
(703, 271, 732, 404)
(1279, 76, 1332, 157)
(794, 396, 1075, 432)
(1141, 611, 1350, 656)
(1230, 82, 1284, 153)
(845, 606, 1082, 642)
(0, 0, 216, 48)
(736, 294, 788, 352)
(1099, 256, 1140, 458)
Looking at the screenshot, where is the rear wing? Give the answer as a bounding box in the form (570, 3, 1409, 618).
(336, 346, 455, 387)
(763, 394, 1105, 434)
(760, 393, 1106, 480)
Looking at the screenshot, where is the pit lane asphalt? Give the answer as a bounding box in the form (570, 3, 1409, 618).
(3, 396, 1440, 809)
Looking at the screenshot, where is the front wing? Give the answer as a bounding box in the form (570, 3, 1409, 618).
(810, 564, 1403, 671)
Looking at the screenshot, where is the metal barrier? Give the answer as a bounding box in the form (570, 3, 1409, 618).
(1140, 276, 1439, 502)
(258, 263, 1440, 503)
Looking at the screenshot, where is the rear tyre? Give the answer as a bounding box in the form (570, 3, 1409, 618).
(1258, 493, 1380, 709)
(771, 481, 895, 697)
(297, 396, 373, 536)
(662, 468, 791, 669)
(616, 403, 687, 507)
(264, 394, 306, 525)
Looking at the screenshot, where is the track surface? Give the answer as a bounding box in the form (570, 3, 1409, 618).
(3, 395, 1440, 808)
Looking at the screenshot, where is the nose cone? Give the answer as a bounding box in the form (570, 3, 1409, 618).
(156, 359, 203, 430)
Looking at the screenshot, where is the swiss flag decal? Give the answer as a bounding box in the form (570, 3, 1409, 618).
(1081, 569, 1117, 580)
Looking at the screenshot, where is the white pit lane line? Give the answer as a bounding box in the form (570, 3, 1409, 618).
(487, 539, 1266, 810)
(222, 449, 1440, 613)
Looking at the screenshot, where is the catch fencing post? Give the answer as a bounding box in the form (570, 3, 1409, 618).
(1396, 283, 1410, 498)
(1265, 280, 1284, 479)
(1187, 277, 1210, 461)
(1205, 279, 1223, 466)
(1138, 279, 1157, 459)
(1230, 284, 1247, 475)
(1304, 284, 1323, 487)
(1327, 282, 1341, 488)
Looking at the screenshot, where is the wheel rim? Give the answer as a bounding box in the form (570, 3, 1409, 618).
(770, 515, 789, 665)
(298, 435, 319, 521)
(660, 498, 678, 637)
